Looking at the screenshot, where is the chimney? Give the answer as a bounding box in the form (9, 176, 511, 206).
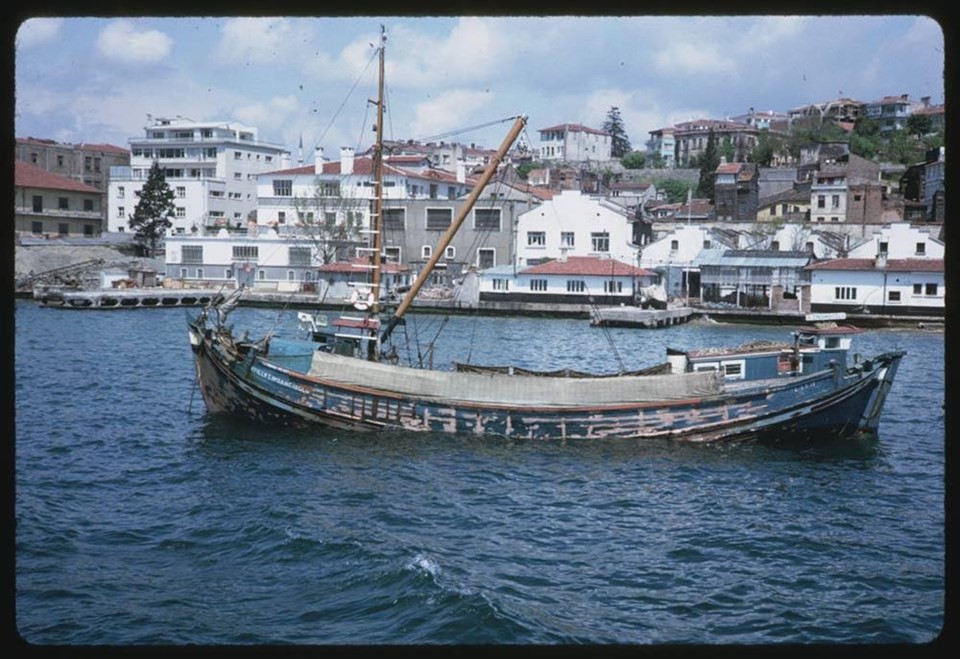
(314, 146, 325, 174)
(875, 252, 888, 269)
(340, 146, 354, 175)
(456, 158, 466, 184)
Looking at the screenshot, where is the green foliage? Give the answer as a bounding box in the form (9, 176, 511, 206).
(515, 161, 537, 179)
(129, 161, 175, 257)
(697, 129, 719, 201)
(620, 151, 646, 169)
(906, 114, 933, 138)
(659, 179, 697, 204)
(602, 106, 632, 158)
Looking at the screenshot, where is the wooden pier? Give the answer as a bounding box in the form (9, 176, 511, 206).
(589, 306, 694, 329)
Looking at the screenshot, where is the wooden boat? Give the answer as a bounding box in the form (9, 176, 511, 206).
(187, 27, 905, 442)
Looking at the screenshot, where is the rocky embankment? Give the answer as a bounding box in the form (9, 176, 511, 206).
(15, 244, 165, 285)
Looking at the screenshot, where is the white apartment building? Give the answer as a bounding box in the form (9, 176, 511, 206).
(515, 190, 636, 268)
(107, 116, 291, 234)
(537, 123, 612, 164)
(847, 222, 945, 260)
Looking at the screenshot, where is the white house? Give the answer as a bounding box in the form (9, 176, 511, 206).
(478, 255, 656, 306)
(164, 228, 323, 292)
(515, 190, 637, 268)
(806, 257, 944, 317)
(107, 116, 291, 234)
(847, 222, 945, 260)
(537, 123, 612, 164)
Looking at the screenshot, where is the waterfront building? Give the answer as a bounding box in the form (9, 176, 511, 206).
(315, 257, 410, 306)
(15, 160, 103, 237)
(514, 189, 638, 269)
(164, 228, 323, 291)
(806, 257, 944, 317)
(107, 116, 291, 235)
(694, 249, 814, 311)
(478, 255, 655, 307)
(537, 123, 612, 164)
(847, 222, 944, 260)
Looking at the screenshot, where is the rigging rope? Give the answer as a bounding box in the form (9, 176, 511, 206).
(313, 45, 380, 152)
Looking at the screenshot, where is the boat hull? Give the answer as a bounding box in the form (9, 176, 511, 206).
(189, 320, 904, 442)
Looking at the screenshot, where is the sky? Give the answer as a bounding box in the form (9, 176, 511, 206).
(13, 14, 946, 162)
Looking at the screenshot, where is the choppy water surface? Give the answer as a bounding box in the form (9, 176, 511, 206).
(15, 301, 945, 645)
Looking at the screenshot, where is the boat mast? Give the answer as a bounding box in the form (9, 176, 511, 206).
(364, 25, 387, 361)
(380, 114, 528, 345)
(370, 25, 386, 314)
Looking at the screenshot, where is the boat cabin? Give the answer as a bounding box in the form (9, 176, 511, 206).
(667, 324, 863, 381)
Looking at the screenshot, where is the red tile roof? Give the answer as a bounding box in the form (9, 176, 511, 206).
(15, 160, 101, 193)
(523, 256, 653, 277)
(806, 258, 944, 273)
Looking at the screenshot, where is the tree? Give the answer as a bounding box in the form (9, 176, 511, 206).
(658, 179, 697, 204)
(602, 106, 632, 159)
(129, 161, 175, 257)
(697, 129, 720, 201)
(906, 114, 933, 139)
(620, 151, 646, 169)
(293, 180, 365, 264)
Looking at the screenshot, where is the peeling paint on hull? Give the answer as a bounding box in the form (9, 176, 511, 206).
(189, 323, 904, 443)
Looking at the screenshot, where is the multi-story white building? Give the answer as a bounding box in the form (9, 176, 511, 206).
(537, 123, 612, 164)
(645, 127, 676, 167)
(107, 116, 291, 234)
(847, 222, 945, 260)
(806, 257, 944, 317)
(862, 94, 927, 134)
(515, 190, 636, 268)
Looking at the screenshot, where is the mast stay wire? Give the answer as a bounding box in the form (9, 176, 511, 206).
(312, 44, 380, 152)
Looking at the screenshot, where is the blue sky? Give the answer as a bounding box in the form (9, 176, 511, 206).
(14, 15, 945, 160)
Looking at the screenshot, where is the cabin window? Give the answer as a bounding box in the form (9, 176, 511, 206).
(527, 231, 546, 247)
(530, 279, 547, 292)
(824, 337, 841, 349)
(722, 361, 744, 379)
(426, 208, 453, 230)
(474, 208, 501, 231)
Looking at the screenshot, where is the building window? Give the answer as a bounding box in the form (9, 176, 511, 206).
(118, 186, 125, 198)
(445, 246, 456, 260)
(182, 245, 204, 264)
(31, 221, 42, 234)
(289, 247, 311, 266)
(384, 246, 401, 263)
(84, 199, 94, 212)
(383, 208, 405, 230)
(197, 268, 204, 279)
(58, 197, 69, 210)
(879, 241, 889, 254)
(834, 286, 857, 300)
(421, 245, 432, 259)
(257, 269, 266, 280)
(604, 280, 623, 293)
(567, 280, 586, 293)
(273, 180, 292, 196)
(916, 243, 926, 255)
(176, 207, 186, 218)
(58, 223, 69, 236)
(561, 232, 575, 248)
(426, 208, 453, 230)
(888, 291, 901, 302)
(478, 248, 495, 269)
(670, 240, 679, 251)
(591, 232, 610, 252)
(474, 208, 501, 231)
(530, 279, 547, 292)
(320, 182, 340, 197)
(233, 245, 259, 260)
(527, 231, 546, 247)
(817, 195, 825, 209)
(925, 283, 938, 296)
(492, 278, 509, 291)
(118, 207, 125, 218)
(831, 194, 840, 208)
(287, 270, 296, 281)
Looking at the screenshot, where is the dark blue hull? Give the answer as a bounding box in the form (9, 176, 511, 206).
(189, 321, 903, 443)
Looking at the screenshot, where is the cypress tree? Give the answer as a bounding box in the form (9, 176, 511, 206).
(697, 129, 719, 202)
(602, 106, 632, 159)
(129, 161, 176, 257)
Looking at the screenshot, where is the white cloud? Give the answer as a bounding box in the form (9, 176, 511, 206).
(409, 89, 495, 140)
(96, 20, 173, 64)
(654, 40, 735, 77)
(16, 18, 63, 48)
(214, 17, 312, 65)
